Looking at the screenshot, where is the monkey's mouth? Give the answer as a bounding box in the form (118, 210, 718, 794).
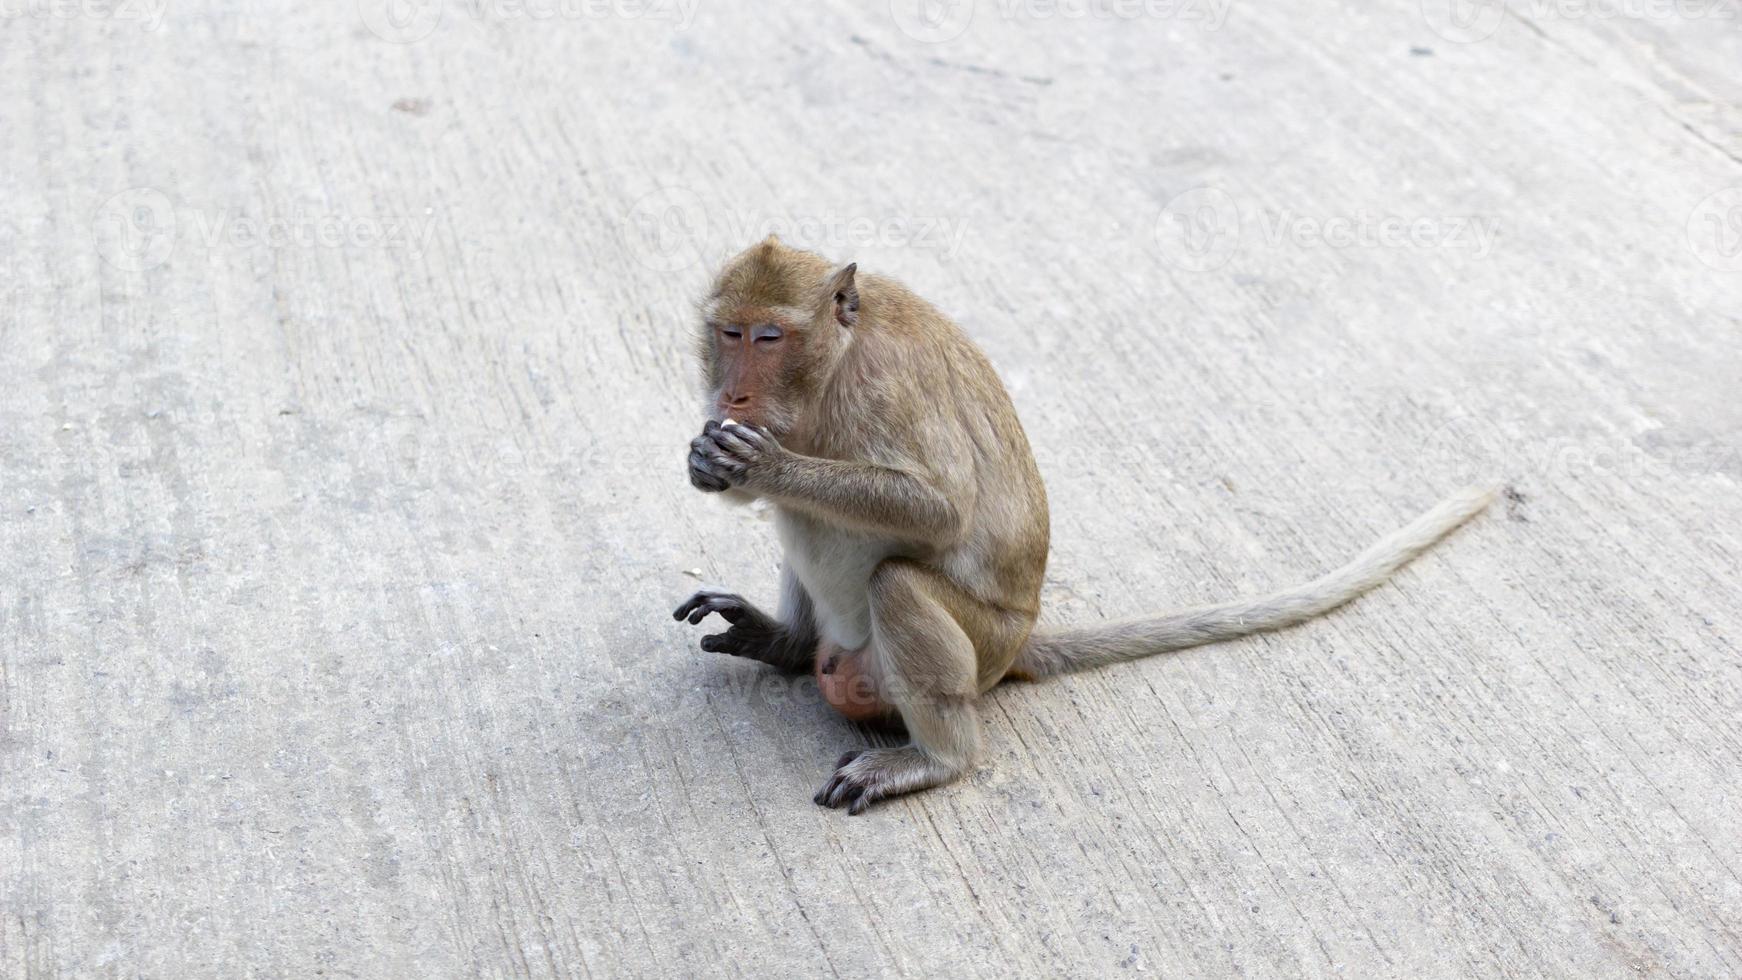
(711, 409, 787, 437)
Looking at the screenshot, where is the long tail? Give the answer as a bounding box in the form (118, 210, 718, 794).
(1012, 483, 1501, 679)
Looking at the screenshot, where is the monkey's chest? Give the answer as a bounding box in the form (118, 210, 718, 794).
(774, 510, 890, 651)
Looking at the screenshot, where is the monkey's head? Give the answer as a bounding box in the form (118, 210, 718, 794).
(696, 236, 860, 440)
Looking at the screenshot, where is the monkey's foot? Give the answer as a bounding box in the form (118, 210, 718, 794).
(813, 747, 965, 815)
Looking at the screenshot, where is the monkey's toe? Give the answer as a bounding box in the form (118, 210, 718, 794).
(814, 747, 966, 814)
(813, 749, 895, 813)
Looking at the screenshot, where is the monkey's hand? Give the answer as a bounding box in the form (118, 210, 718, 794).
(699, 420, 786, 488)
(687, 423, 735, 492)
(672, 589, 787, 660)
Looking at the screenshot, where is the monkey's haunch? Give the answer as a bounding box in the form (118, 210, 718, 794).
(815, 647, 893, 722)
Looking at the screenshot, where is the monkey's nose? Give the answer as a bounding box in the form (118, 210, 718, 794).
(724, 393, 752, 408)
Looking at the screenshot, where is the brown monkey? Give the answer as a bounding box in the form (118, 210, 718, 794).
(674, 236, 1495, 813)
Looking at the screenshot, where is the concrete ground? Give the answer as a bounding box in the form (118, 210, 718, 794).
(3, 1, 1740, 976)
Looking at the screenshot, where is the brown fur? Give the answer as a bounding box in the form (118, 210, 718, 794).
(675, 237, 1495, 813)
(679, 236, 1047, 812)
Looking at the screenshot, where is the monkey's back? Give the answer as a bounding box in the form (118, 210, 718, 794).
(829, 278, 1050, 620)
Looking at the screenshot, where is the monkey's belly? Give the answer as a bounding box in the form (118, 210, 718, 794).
(814, 646, 895, 722)
(774, 510, 889, 650)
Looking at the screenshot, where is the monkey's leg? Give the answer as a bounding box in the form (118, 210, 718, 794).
(814, 560, 985, 814)
(674, 566, 818, 673)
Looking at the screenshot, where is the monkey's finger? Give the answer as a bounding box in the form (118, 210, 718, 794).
(825, 774, 869, 810)
(814, 773, 846, 807)
(727, 423, 775, 451)
(703, 419, 720, 435)
(708, 598, 748, 623)
(816, 752, 868, 808)
(708, 427, 755, 458)
(846, 785, 876, 815)
(690, 594, 747, 625)
(688, 454, 730, 492)
(688, 467, 729, 492)
(699, 631, 748, 655)
(743, 424, 777, 449)
(691, 446, 733, 477)
(673, 590, 716, 621)
(702, 444, 746, 474)
(685, 594, 740, 625)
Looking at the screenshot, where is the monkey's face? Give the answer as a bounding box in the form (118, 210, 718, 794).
(701, 312, 828, 437)
(697, 238, 851, 440)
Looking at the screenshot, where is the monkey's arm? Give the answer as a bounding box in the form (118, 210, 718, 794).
(703, 424, 964, 545)
(760, 455, 962, 543)
(673, 566, 818, 672)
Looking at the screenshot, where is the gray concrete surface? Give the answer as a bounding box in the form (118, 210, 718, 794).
(3, 1, 1741, 976)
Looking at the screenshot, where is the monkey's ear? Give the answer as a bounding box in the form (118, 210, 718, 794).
(826, 263, 859, 328)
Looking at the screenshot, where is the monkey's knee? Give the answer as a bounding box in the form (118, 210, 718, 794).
(814, 644, 895, 723)
(867, 561, 978, 699)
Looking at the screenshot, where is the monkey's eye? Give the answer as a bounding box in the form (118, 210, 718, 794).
(752, 325, 783, 344)
(720, 326, 743, 340)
